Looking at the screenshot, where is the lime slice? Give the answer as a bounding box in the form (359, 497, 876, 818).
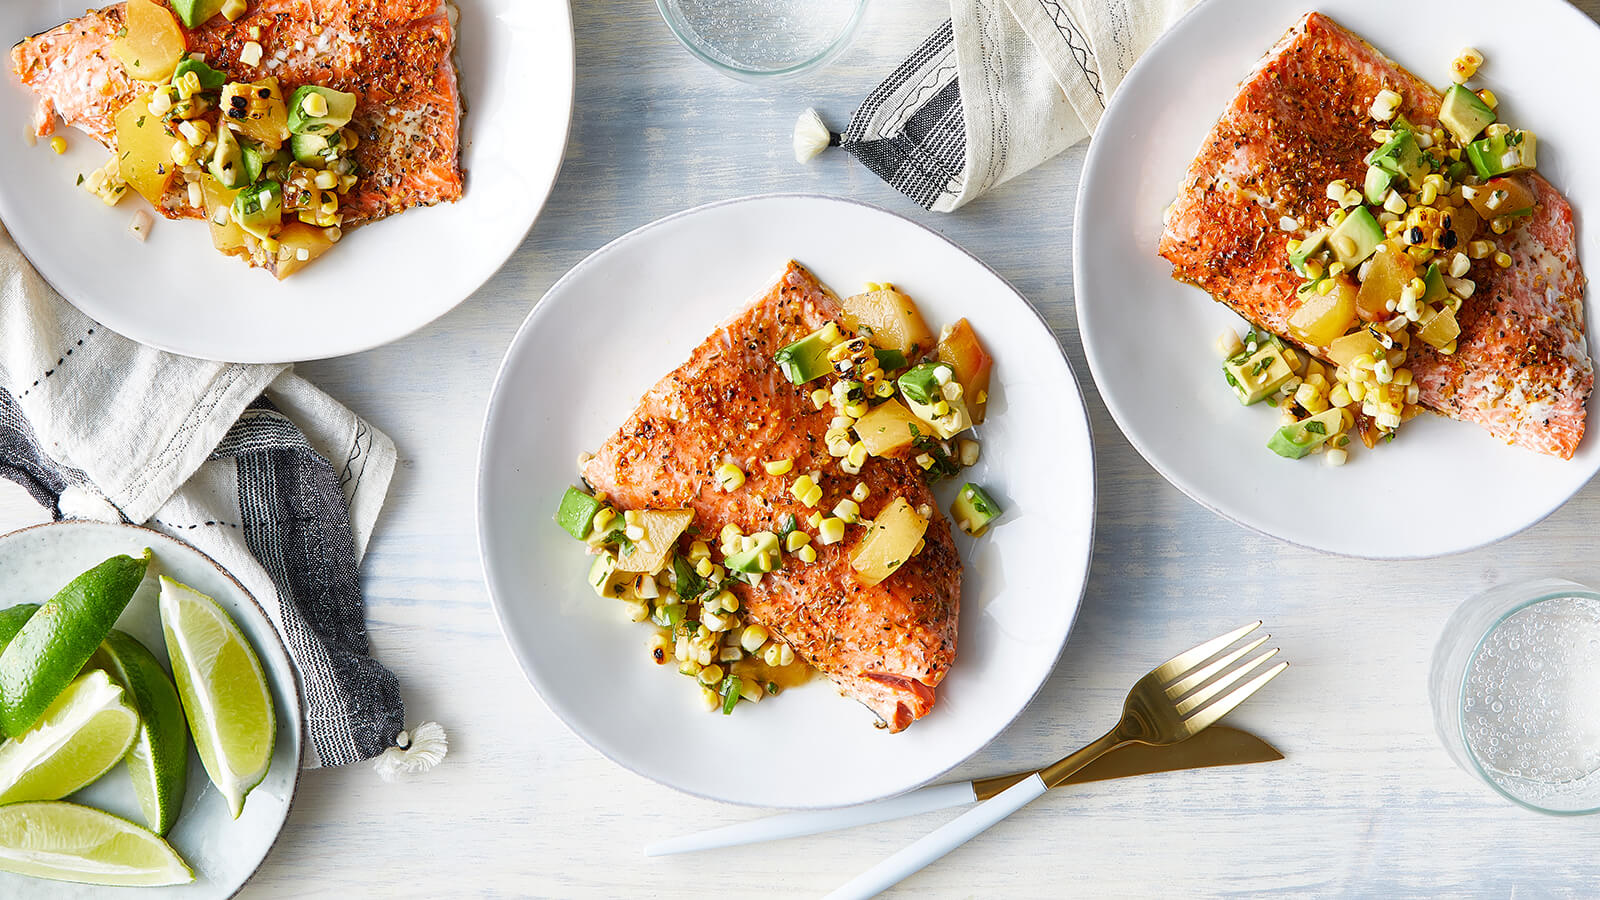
(93, 630, 190, 835)
(0, 551, 151, 737)
(0, 801, 192, 886)
(158, 576, 275, 818)
(0, 669, 138, 804)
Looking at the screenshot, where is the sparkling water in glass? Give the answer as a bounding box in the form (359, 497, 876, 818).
(1432, 579, 1600, 813)
(657, 0, 867, 80)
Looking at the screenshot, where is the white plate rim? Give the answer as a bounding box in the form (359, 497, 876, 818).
(0, 519, 306, 898)
(0, 0, 577, 363)
(1072, 0, 1600, 560)
(475, 192, 1097, 807)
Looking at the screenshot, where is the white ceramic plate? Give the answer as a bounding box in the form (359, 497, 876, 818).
(1075, 0, 1600, 558)
(0, 521, 302, 899)
(0, 0, 573, 363)
(477, 195, 1096, 808)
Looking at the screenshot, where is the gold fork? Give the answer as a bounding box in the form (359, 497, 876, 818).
(825, 622, 1288, 900)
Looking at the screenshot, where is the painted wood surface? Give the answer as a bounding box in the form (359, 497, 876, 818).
(5, 1, 1600, 896)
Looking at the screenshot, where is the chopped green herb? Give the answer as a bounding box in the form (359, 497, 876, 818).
(719, 675, 743, 715)
(777, 514, 797, 539)
(1305, 420, 1327, 435)
(75, 174, 84, 185)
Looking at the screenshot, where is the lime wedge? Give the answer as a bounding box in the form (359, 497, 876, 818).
(0, 801, 192, 886)
(0, 604, 40, 657)
(0, 669, 138, 804)
(0, 551, 151, 737)
(158, 576, 275, 819)
(93, 630, 190, 835)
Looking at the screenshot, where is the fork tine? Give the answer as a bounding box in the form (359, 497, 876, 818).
(1152, 621, 1262, 684)
(1175, 647, 1280, 715)
(1165, 635, 1270, 699)
(1181, 660, 1289, 734)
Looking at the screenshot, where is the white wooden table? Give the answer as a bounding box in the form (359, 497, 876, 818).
(7, 2, 1600, 896)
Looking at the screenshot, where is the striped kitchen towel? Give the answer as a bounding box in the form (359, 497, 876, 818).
(825, 0, 1196, 211)
(0, 220, 433, 772)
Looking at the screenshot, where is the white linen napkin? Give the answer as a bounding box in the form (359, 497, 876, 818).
(831, 0, 1197, 211)
(0, 221, 431, 770)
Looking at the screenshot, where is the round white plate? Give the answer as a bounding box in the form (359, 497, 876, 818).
(0, 521, 302, 899)
(0, 0, 574, 363)
(1075, 0, 1600, 559)
(477, 194, 1096, 808)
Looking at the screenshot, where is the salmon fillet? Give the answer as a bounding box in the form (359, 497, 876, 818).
(1158, 12, 1591, 458)
(10, 0, 462, 227)
(583, 262, 961, 733)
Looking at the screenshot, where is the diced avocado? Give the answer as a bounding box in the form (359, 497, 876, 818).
(1439, 84, 1496, 145)
(1363, 165, 1394, 205)
(1421, 263, 1448, 306)
(231, 179, 282, 239)
(898, 362, 972, 438)
(173, 57, 225, 92)
(240, 142, 267, 184)
(1467, 130, 1537, 179)
(773, 327, 836, 384)
(1289, 228, 1328, 276)
(1366, 130, 1422, 182)
(287, 85, 357, 136)
(208, 125, 245, 188)
(726, 532, 780, 574)
(951, 483, 1001, 536)
(896, 363, 951, 406)
(586, 553, 630, 599)
(1267, 408, 1346, 459)
(873, 348, 908, 372)
(555, 486, 602, 540)
(169, 0, 226, 28)
(1329, 206, 1383, 268)
(210, 130, 265, 190)
(290, 130, 344, 168)
(1223, 341, 1294, 405)
(1445, 159, 1472, 183)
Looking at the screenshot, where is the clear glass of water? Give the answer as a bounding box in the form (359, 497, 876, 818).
(1431, 578, 1600, 814)
(656, 0, 869, 81)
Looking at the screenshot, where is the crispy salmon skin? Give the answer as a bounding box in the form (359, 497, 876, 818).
(1158, 12, 1591, 458)
(583, 262, 961, 733)
(11, 0, 462, 228)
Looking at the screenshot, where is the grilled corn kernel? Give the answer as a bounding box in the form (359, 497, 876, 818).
(221, 0, 249, 20)
(1494, 251, 1512, 268)
(810, 388, 830, 409)
(740, 625, 770, 654)
(715, 463, 745, 491)
(170, 141, 194, 166)
(694, 557, 714, 578)
(784, 531, 810, 552)
(791, 475, 818, 505)
(1369, 88, 1401, 122)
(1478, 88, 1498, 110)
(851, 482, 870, 502)
(833, 498, 861, 523)
(845, 441, 868, 469)
(817, 517, 846, 545)
(797, 545, 818, 564)
(49, 136, 67, 154)
(698, 664, 725, 685)
(763, 458, 794, 476)
(240, 41, 263, 67)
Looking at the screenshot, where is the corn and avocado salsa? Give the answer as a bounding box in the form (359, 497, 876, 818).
(1219, 47, 1540, 465)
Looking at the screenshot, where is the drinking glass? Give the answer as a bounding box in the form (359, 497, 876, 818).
(1430, 578, 1600, 814)
(656, 0, 869, 82)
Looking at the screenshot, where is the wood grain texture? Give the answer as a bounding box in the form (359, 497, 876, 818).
(7, 0, 1600, 896)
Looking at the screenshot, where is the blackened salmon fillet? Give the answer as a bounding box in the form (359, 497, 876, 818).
(11, 0, 462, 228)
(1158, 12, 1591, 458)
(583, 262, 961, 733)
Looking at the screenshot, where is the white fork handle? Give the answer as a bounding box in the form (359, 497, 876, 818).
(644, 781, 978, 857)
(823, 773, 1048, 900)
